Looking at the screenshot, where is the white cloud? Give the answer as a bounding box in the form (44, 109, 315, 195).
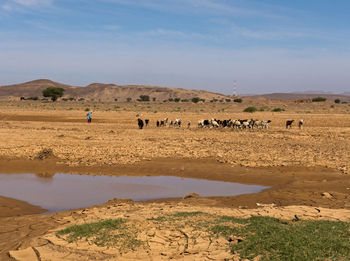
(103, 0, 278, 18)
(11, 0, 52, 6)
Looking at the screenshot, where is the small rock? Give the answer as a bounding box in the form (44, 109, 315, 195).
(321, 192, 333, 199)
(227, 236, 244, 243)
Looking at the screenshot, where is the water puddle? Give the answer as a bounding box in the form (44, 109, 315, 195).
(0, 173, 267, 213)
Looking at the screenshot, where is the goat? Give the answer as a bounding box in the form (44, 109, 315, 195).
(261, 120, 271, 129)
(299, 119, 304, 129)
(137, 118, 144, 129)
(174, 118, 182, 127)
(286, 120, 294, 129)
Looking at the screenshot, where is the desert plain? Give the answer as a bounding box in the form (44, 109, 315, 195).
(1, 98, 350, 260)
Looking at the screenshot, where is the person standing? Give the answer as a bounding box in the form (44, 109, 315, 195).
(86, 111, 92, 123)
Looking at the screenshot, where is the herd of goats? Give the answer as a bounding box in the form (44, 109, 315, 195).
(137, 118, 304, 130)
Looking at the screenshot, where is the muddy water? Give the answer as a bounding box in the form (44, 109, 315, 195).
(0, 173, 267, 213)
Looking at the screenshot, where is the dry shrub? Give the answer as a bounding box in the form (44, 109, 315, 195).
(35, 148, 54, 160)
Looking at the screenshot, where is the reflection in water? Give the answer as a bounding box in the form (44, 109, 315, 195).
(0, 173, 267, 213)
(35, 172, 55, 179)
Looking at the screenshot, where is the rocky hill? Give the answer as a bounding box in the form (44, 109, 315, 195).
(249, 92, 350, 101)
(0, 79, 230, 102)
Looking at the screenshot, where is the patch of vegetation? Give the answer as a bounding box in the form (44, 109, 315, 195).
(334, 99, 341, 104)
(225, 98, 231, 102)
(150, 212, 350, 260)
(258, 107, 265, 112)
(172, 211, 204, 218)
(312, 97, 327, 102)
(56, 219, 142, 250)
(271, 107, 285, 112)
(174, 98, 180, 102)
(35, 148, 54, 160)
(42, 87, 65, 102)
(181, 99, 189, 102)
(138, 95, 150, 102)
(85, 107, 90, 111)
(220, 216, 350, 261)
(234, 98, 243, 103)
(243, 106, 257, 113)
(126, 97, 132, 102)
(191, 97, 200, 103)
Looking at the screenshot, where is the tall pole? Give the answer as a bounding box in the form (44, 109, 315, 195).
(233, 80, 237, 97)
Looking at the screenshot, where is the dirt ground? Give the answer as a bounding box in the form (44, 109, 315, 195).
(0, 100, 350, 260)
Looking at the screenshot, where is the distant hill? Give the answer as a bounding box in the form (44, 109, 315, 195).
(0, 79, 230, 102)
(247, 92, 350, 101)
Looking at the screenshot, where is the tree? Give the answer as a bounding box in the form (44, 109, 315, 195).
(334, 99, 341, 104)
(243, 106, 258, 113)
(191, 97, 200, 103)
(138, 95, 150, 102)
(42, 87, 65, 101)
(312, 97, 327, 102)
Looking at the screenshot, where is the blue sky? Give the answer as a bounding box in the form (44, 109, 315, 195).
(0, 0, 349, 94)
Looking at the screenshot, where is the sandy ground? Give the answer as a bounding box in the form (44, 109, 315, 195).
(0, 101, 350, 260)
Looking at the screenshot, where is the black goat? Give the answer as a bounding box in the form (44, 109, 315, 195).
(286, 120, 294, 129)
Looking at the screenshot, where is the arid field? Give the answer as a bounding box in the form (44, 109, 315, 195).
(1, 99, 350, 260)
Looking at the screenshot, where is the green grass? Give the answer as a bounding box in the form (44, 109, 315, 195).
(56, 219, 142, 250)
(56, 214, 350, 260)
(243, 106, 258, 113)
(211, 216, 350, 261)
(172, 211, 204, 218)
(149, 213, 350, 260)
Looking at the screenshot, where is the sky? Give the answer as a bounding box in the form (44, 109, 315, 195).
(0, 0, 349, 94)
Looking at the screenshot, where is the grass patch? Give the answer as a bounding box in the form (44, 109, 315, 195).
(150, 213, 350, 260)
(172, 211, 204, 218)
(56, 219, 142, 250)
(57, 214, 350, 260)
(243, 106, 258, 113)
(271, 107, 285, 112)
(211, 216, 350, 261)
